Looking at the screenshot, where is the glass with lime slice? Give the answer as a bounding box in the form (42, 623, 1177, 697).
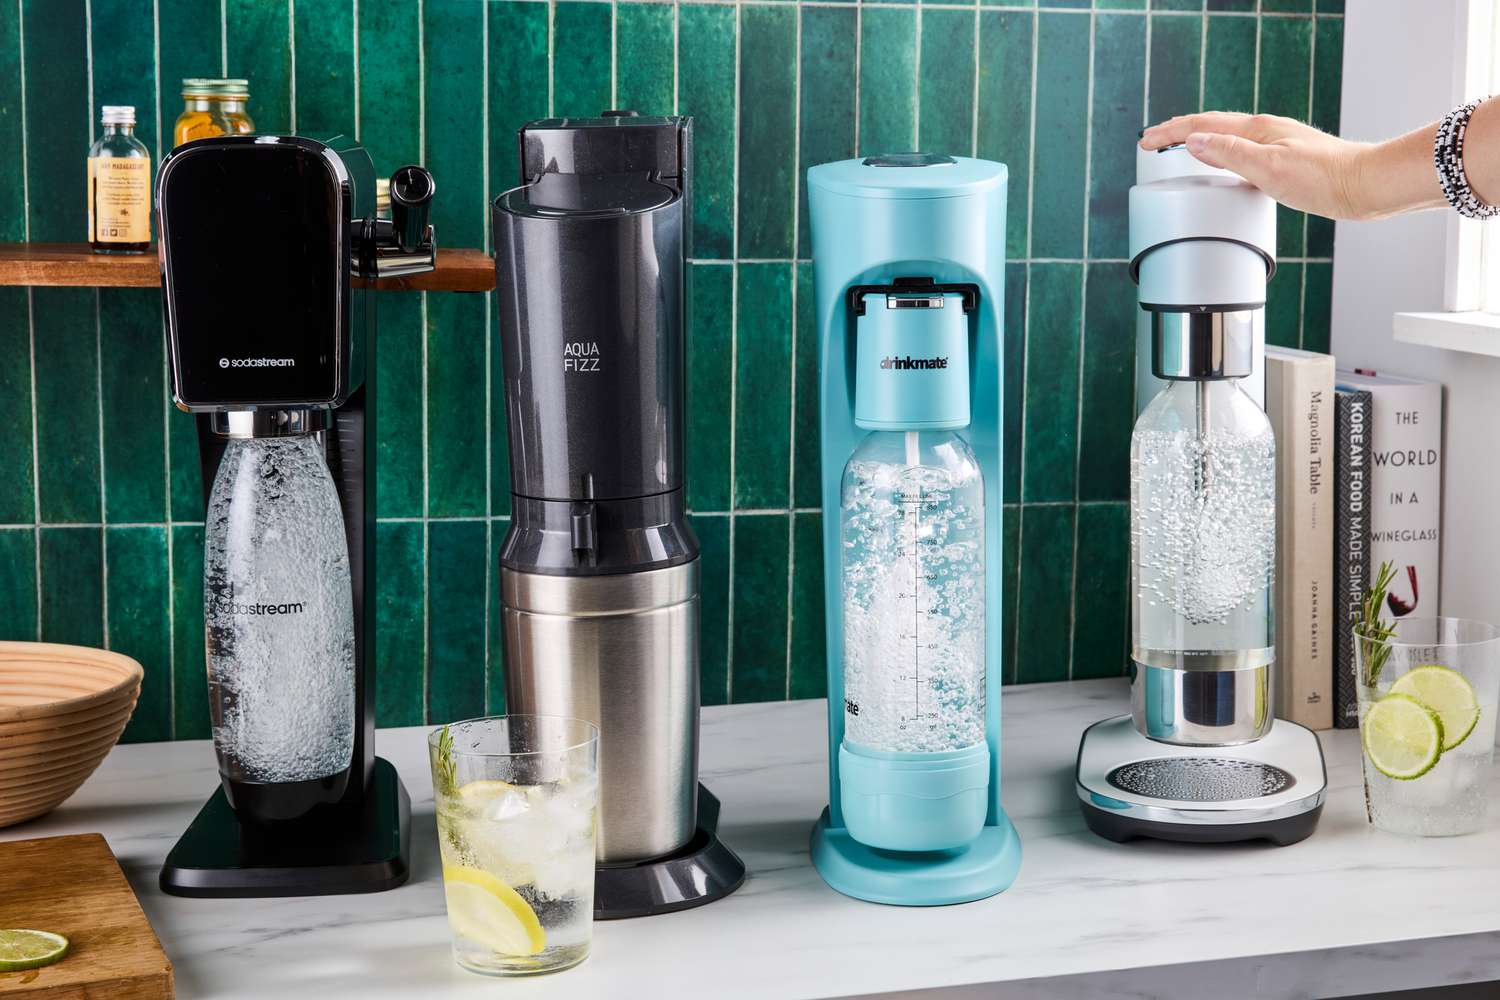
(1355, 618, 1500, 836)
(429, 716, 599, 976)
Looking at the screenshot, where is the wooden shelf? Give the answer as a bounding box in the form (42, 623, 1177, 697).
(0, 243, 495, 292)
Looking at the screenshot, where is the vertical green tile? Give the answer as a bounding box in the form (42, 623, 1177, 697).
(40, 526, 102, 646)
(918, 9, 975, 155)
(553, 2, 612, 116)
(158, 0, 223, 155)
(1261, 0, 1312, 11)
(734, 264, 792, 508)
(1000, 504, 1019, 683)
(0, 530, 36, 640)
(1203, 14, 1256, 113)
(109, 526, 170, 743)
(788, 511, 826, 699)
(798, 6, 857, 258)
(33, 288, 100, 523)
(730, 513, 788, 702)
(375, 520, 425, 728)
(687, 264, 734, 511)
(1014, 504, 1074, 683)
(22, 0, 88, 242)
(427, 520, 487, 724)
(1315, 0, 1344, 11)
(358, 0, 421, 176)
(374, 292, 423, 519)
(226, 0, 291, 131)
(295, 0, 355, 137)
(1002, 263, 1026, 505)
(1077, 265, 1135, 501)
(0, 290, 34, 522)
(1147, 13, 1202, 125)
(486, 519, 508, 714)
(423, 0, 485, 247)
(426, 293, 487, 517)
(617, 3, 674, 114)
(693, 514, 730, 706)
(1307, 15, 1343, 258)
(1151, 0, 1202, 8)
(1258, 17, 1312, 257)
(90, 0, 159, 161)
(1021, 264, 1082, 503)
(1070, 503, 1128, 679)
(1266, 261, 1302, 349)
(978, 11, 1034, 262)
(739, 5, 797, 259)
(1030, 12, 1089, 258)
(100, 289, 165, 524)
(488, 0, 549, 211)
(792, 263, 821, 508)
(679, 4, 736, 259)
(1303, 261, 1332, 354)
(1207, 0, 1255, 9)
(1041, 0, 1089, 7)
(169, 410, 204, 521)
(1098, 0, 1147, 8)
(858, 8, 916, 157)
(0, 2, 25, 239)
(1088, 14, 1147, 259)
(172, 523, 208, 740)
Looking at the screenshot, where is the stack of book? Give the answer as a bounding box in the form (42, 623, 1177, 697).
(1265, 349, 1443, 730)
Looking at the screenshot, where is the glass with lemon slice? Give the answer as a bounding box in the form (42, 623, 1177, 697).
(429, 716, 599, 975)
(1355, 618, 1500, 836)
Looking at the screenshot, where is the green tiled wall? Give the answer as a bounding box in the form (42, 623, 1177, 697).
(0, 0, 1343, 742)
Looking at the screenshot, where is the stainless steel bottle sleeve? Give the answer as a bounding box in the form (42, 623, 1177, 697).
(501, 560, 699, 863)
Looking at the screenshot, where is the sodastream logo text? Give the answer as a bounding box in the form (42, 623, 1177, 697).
(211, 597, 306, 616)
(218, 356, 297, 369)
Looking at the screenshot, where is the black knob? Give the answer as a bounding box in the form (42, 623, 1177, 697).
(601, 109, 640, 118)
(389, 165, 435, 252)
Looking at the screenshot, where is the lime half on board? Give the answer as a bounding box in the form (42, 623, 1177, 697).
(1363, 693, 1444, 780)
(0, 929, 69, 972)
(1390, 665, 1481, 751)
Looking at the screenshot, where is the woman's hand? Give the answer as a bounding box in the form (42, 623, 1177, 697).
(1140, 112, 1379, 220)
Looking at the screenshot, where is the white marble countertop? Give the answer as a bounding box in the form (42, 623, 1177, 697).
(6, 677, 1500, 999)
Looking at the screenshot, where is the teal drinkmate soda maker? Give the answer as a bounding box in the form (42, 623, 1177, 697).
(808, 154, 1021, 905)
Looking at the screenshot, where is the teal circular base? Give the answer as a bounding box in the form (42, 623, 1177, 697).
(810, 806, 1021, 906)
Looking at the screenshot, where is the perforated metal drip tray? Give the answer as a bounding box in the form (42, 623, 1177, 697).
(1106, 757, 1295, 803)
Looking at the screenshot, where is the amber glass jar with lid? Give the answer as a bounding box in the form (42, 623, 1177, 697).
(173, 79, 254, 148)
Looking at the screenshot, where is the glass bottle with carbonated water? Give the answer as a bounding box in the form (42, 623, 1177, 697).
(204, 433, 355, 791)
(841, 429, 986, 754)
(1131, 378, 1275, 668)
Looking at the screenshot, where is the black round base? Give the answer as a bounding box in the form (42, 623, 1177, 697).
(1081, 799, 1323, 847)
(594, 784, 746, 919)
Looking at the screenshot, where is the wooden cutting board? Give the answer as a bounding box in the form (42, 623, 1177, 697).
(0, 833, 172, 998)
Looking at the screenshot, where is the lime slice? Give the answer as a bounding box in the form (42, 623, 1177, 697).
(1390, 665, 1481, 751)
(442, 865, 546, 957)
(1363, 693, 1445, 780)
(0, 929, 69, 972)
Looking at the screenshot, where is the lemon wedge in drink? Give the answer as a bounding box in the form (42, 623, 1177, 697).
(0, 929, 69, 972)
(1390, 665, 1481, 751)
(1363, 693, 1445, 780)
(442, 865, 545, 957)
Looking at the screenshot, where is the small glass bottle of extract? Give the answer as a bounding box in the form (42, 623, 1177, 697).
(88, 105, 151, 254)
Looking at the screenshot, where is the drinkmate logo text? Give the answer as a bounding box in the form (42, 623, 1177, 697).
(219, 356, 296, 369)
(211, 597, 306, 616)
(880, 356, 948, 370)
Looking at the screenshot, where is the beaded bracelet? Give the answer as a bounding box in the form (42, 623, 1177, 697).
(1435, 98, 1499, 220)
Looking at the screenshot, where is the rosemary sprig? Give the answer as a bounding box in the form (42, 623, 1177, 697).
(1357, 560, 1400, 686)
(435, 724, 458, 796)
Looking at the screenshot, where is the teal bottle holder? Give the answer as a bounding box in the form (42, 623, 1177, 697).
(839, 743, 990, 852)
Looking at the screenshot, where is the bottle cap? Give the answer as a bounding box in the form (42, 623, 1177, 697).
(182, 78, 250, 99)
(100, 105, 136, 125)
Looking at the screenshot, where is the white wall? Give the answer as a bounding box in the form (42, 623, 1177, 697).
(1332, 0, 1500, 623)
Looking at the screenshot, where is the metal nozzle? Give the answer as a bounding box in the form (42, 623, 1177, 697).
(1150, 309, 1256, 381)
(212, 408, 329, 439)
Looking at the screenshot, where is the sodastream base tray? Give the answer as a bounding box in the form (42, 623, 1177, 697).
(594, 783, 746, 919)
(811, 807, 1022, 906)
(159, 756, 411, 898)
